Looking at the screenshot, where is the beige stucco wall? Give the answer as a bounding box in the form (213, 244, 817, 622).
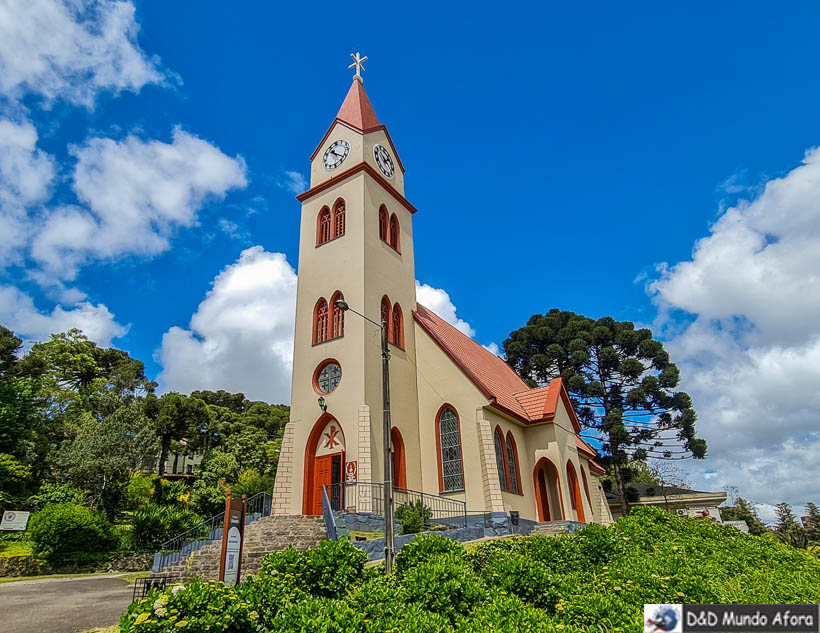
(310, 122, 405, 195)
(414, 321, 490, 510)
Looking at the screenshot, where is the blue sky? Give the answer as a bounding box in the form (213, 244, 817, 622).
(3, 1, 820, 515)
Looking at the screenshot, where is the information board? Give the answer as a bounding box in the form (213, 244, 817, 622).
(1, 510, 30, 531)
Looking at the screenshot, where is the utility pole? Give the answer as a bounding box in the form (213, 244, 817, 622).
(335, 299, 395, 573)
(381, 319, 394, 573)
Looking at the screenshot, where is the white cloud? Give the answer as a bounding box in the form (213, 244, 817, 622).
(0, 0, 165, 109)
(483, 342, 500, 356)
(31, 127, 247, 279)
(415, 281, 476, 337)
(157, 246, 297, 402)
(277, 170, 307, 195)
(0, 284, 127, 346)
(649, 146, 820, 511)
(0, 118, 56, 264)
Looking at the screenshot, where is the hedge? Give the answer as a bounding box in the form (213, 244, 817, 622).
(121, 506, 820, 632)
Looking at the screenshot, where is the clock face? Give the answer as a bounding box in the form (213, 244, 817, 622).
(373, 144, 395, 179)
(323, 139, 350, 170)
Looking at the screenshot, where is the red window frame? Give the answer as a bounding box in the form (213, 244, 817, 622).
(330, 291, 345, 339)
(332, 198, 345, 238)
(391, 303, 404, 348)
(316, 207, 331, 245)
(313, 298, 328, 344)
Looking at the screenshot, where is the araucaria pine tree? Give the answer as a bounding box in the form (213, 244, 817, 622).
(503, 309, 707, 517)
(806, 503, 820, 545)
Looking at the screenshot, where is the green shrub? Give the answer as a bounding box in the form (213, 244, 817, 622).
(480, 550, 561, 610)
(394, 533, 466, 575)
(125, 473, 157, 509)
(119, 505, 820, 633)
(401, 556, 486, 622)
(26, 482, 87, 512)
(121, 578, 257, 633)
(260, 538, 368, 598)
(130, 503, 202, 550)
(399, 506, 424, 535)
(459, 594, 557, 633)
(28, 503, 115, 565)
(395, 499, 433, 524)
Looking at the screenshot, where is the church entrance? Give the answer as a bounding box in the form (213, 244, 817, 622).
(303, 414, 345, 515)
(390, 427, 407, 489)
(533, 457, 564, 522)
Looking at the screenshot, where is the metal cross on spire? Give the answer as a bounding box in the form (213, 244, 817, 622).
(348, 51, 368, 82)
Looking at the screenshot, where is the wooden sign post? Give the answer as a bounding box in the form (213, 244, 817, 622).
(218, 490, 246, 587)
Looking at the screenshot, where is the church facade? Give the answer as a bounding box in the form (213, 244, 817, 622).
(271, 68, 613, 526)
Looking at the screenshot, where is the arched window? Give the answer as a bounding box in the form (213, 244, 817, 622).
(566, 461, 586, 522)
(333, 199, 345, 238)
(493, 427, 508, 491)
(317, 207, 331, 245)
(330, 291, 345, 339)
(313, 298, 328, 344)
(580, 465, 593, 509)
(436, 406, 464, 492)
(380, 296, 392, 339)
(378, 206, 388, 241)
(389, 213, 400, 251)
(391, 303, 403, 348)
(506, 432, 520, 494)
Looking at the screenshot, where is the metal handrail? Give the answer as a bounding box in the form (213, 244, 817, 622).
(152, 491, 272, 573)
(326, 482, 468, 529)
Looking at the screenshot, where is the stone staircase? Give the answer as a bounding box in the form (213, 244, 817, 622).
(157, 515, 326, 583)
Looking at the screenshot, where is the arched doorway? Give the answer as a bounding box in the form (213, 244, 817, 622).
(533, 457, 564, 522)
(391, 427, 406, 489)
(302, 414, 345, 515)
(566, 460, 586, 522)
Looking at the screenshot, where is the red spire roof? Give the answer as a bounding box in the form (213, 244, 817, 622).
(336, 79, 380, 131)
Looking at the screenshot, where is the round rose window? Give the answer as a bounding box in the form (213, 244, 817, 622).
(315, 361, 341, 394)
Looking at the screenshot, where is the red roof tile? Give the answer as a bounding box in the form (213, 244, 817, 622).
(414, 304, 603, 466)
(336, 79, 380, 131)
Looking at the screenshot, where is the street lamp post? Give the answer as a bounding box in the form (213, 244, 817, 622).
(335, 299, 395, 573)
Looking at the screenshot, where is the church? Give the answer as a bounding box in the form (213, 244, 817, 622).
(271, 58, 613, 527)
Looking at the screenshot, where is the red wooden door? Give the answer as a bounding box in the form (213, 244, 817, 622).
(537, 469, 551, 521)
(312, 455, 333, 515)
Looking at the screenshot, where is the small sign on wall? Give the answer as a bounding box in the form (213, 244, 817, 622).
(345, 461, 357, 483)
(1, 511, 30, 531)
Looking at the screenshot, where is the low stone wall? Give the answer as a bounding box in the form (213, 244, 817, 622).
(106, 552, 153, 572)
(0, 552, 153, 577)
(352, 526, 485, 560)
(0, 555, 54, 577)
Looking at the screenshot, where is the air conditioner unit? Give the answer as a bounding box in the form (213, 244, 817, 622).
(676, 509, 687, 516)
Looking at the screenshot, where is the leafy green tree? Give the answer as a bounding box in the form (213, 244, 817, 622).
(720, 497, 767, 536)
(0, 325, 22, 377)
(19, 329, 155, 398)
(0, 453, 33, 504)
(503, 309, 706, 516)
(55, 403, 158, 518)
(147, 392, 209, 476)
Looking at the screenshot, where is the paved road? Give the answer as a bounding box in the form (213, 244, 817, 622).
(0, 574, 135, 633)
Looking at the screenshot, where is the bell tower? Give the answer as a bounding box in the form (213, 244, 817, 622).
(272, 57, 422, 516)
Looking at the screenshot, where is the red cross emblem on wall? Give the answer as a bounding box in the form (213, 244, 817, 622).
(323, 425, 340, 449)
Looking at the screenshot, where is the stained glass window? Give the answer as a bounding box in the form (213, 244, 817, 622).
(506, 433, 519, 494)
(494, 429, 507, 491)
(317, 362, 341, 393)
(439, 407, 463, 491)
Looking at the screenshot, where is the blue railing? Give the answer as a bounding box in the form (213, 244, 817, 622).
(151, 491, 272, 573)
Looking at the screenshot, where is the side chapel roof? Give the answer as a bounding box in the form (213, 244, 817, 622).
(414, 304, 604, 473)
